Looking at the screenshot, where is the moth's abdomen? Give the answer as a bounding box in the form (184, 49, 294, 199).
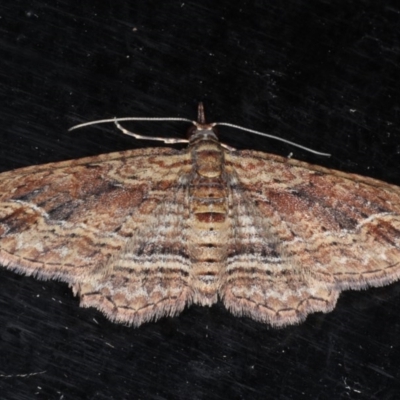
(187, 139, 230, 305)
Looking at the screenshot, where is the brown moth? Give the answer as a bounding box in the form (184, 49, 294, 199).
(1, 104, 400, 327)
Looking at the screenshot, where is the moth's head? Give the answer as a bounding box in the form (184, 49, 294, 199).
(186, 102, 218, 141)
(186, 122, 218, 141)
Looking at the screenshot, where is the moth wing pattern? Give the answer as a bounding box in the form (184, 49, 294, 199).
(0, 147, 195, 325)
(221, 150, 400, 326)
(2, 121, 400, 328)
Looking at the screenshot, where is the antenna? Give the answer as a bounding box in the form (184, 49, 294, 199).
(215, 122, 331, 156)
(69, 107, 330, 157)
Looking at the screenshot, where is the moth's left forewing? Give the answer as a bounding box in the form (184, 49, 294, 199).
(223, 150, 400, 326)
(0, 147, 184, 283)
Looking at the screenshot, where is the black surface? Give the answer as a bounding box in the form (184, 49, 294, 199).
(1, 1, 400, 399)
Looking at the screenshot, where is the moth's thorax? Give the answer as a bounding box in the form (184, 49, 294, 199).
(190, 130, 222, 177)
(187, 129, 230, 304)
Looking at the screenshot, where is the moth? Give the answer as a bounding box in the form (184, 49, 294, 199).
(1, 104, 399, 327)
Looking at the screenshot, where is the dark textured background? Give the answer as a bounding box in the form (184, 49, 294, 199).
(1, 1, 400, 399)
